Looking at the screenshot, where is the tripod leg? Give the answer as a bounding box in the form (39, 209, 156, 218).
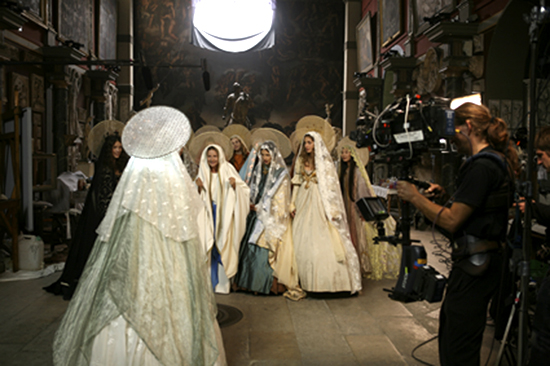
(496, 299, 518, 365)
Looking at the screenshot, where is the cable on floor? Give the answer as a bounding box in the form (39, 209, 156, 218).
(411, 335, 438, 366)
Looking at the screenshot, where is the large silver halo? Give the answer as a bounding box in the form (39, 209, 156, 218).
(122, 106, 192, 158)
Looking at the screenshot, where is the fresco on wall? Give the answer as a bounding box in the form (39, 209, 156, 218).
(135, 0, 344, 131)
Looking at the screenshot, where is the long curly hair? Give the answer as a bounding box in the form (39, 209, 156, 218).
(455, 102, 519, 174)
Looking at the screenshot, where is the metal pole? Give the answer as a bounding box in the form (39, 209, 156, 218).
(518, 3, 543, 364)
(0, 59, 203, 68)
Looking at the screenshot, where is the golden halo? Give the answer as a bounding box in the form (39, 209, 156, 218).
(185, 130, 195, 148)
(336, 136, 370, 165)
(294, 115, 335, 152)
(188, 131, 232, 164)
(291, 128, 336, 154)
(194, 125, 221, 135)
(87, 120, 125, 156)
(222, 124, 251, 151)
(250, 128, 292, 158)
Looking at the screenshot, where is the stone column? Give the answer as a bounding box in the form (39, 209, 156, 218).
(50, 78, 69, 173)
(379, 56, 417, 99)
(353, 76, 383, 114)
(440, 63, 469, 99)
(0, 7, 27, 121)
(342, 0, 362, 136)
(117, 0, 134, 122)
(87, 70, 118, 123)
(424, 21, 478, 99)
(0, 44, 10, 117)
(43, 47, 82, 173)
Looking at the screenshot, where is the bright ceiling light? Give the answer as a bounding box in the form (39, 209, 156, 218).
(193, 0, 275, 53)
(450, 93, 482, 110)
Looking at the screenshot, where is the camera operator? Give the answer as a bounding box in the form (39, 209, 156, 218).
(519, 126, 550, 227)
(518, 126, 550, 366)
(397, 102, 517, 366)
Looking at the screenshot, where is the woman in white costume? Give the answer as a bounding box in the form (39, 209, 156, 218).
(53, 106, 226, 366)
(337, 137, 401, 280)
(192, 132, 250, 294)
(222, 124, 251, 175)
(291, 130, 362, 294)
(236, 128, 305, 300)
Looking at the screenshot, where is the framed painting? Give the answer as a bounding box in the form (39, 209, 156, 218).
(488, 100, 500, 118)
(30, 74, 45, 112)
(32, 112, 43, 152)
(11, 72, 29, 109)
(380, 0, 402, 47)
(99, 0, 117, 60)
(19, 0, 42, 19)
(413, 0, 455, 34)
(500, 99, 512, 124)
(356, 13, 374, 73)
(59, 0, 92, 52)
(512, 100, 524, 126)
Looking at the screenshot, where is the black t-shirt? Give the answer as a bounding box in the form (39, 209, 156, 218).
(452, 148, 511, 241)
(533, 202, 550, 227)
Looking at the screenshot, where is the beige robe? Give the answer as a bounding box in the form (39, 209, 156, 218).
(254, 175, 302, 298)
(196, 144, 250, 294)
(291, 168, 354, 292)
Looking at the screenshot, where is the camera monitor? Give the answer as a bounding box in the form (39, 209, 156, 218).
(356, 197, 389, 222)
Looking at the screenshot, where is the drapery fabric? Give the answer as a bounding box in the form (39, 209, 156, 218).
(53, 152, 225, 366)
(236, 141, 303, 299)
(291, 132, 362, 293)
(337, 143, 401, 280)
(196, 144, 250, 294)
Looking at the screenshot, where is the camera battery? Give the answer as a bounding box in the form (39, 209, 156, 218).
(413, 265, 447, 303)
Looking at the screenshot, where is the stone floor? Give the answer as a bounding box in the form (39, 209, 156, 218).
(0, 229, 507, 365)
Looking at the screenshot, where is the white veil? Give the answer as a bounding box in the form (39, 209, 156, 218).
(295, 131, 362, 293)
(246, 140, 290, 242)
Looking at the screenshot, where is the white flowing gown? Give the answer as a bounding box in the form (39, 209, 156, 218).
(53, 152, 226, 366)
(291, 132, 362, 294)
(196, 144, 250, 294)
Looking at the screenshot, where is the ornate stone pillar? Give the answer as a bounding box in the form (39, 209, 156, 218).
(49, 77, 69, 173)
(379, 56, 417, 99)
(342, 0, 362, 136)
(0, 7, 27, 114)
(424, 21, 478, 99)
(87, 69, 118, 123)
(43, 46, 81, 173)
(117, 0, 134, 122)
(353, 75, 383, 114)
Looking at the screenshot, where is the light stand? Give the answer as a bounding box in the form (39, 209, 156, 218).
(516, 2, 549, 364)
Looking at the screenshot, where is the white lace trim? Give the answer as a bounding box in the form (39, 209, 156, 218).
(295, 131, 362, 293)
(97, 152, 202, 243)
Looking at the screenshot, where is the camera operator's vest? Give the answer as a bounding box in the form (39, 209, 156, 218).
(460, 151, 514, 213)
(453, 150, 514, 276)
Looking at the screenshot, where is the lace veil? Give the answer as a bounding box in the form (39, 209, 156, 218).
(53, 106, 219, 366)
(295, 131, 362, 293)
(337, 139, 399, 280)
(98, 106, 201, 243)
(337, 140, 375, 197)
(245, 140, 290, 241)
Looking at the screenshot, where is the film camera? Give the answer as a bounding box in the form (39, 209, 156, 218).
(350, 94, 457, 158)
(356, 196, 446, 303)
(352, 94, 452, 303)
